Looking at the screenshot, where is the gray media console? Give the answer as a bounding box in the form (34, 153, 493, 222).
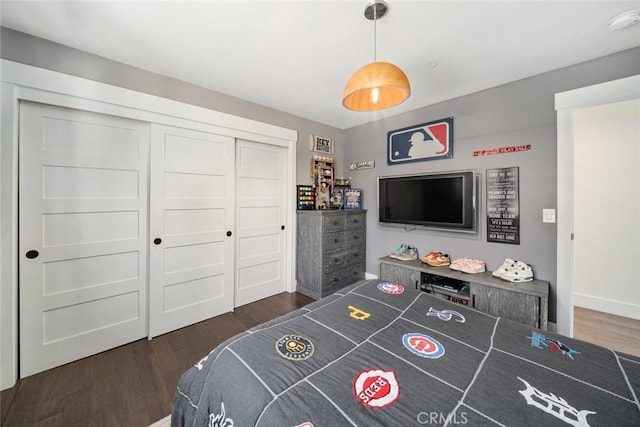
(379, 256, 549, 330)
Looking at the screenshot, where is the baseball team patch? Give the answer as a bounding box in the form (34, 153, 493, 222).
(276, 335, 315, 361)
(353, 369, 400, 408)
(377, 282, 405, 294)
(402, 333, 445, 359)
(427, 307, 466, 323)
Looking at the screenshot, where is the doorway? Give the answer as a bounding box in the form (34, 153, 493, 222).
(555, 74, 640, 337)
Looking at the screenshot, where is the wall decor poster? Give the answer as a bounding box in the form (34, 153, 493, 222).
(487, 167, 520, 244)
(344, 188, 362, 210)
(387, 117, 453, 165)
(310, 134, 335, 154)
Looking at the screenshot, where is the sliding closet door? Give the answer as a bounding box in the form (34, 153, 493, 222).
(235, 140, 287, 306)
(19, 102, 149, 377)
(149, 124, 235, 337)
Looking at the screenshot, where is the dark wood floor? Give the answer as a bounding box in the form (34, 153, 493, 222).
(1, 292, 314, 427)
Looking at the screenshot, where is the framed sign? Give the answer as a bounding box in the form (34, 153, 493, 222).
(387, 117, 453, 165)
(310, 135, 334, 154)
(487, 167, 520, 244)
(349, 160, 375, 171)
(344, 188, 362, 210)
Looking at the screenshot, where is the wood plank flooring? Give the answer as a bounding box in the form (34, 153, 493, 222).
(1, 291, 313, 427)
(573, 306, 640, 357)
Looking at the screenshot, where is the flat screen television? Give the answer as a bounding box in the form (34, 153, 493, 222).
(378, 170, 477, 232)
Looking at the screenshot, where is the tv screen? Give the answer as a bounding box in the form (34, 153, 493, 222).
(378, 171, 476, 232)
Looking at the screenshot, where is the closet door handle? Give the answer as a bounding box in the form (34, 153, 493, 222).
(281, 225, 285, 230)
(153, 238, 162, 245)
(26, 250, 39, 259)
(227, 231, 232, 237)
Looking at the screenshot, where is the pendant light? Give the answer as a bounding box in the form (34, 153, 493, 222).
(342, 0, 410, 111)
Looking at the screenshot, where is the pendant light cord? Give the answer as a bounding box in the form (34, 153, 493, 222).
(373, 4, 377, 62)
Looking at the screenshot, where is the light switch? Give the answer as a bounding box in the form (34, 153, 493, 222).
(543, 209, 556, 223)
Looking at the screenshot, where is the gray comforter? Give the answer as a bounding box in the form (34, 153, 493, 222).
(172, 279, 640, 426)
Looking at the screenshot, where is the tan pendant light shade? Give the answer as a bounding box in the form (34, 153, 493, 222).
(342, 1, 411, 111)
(342, 61, 411, 111)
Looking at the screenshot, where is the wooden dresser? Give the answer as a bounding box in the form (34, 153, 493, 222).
(296, 210, 366, 299)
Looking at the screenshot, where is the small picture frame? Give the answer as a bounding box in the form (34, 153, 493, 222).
(330, 188, 344, 209)
(310, 134, 335, 154)
(344, 188, 362, 210)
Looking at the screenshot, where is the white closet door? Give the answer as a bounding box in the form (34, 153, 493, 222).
(149, 125, 235, 337)
(19, 102, 149, 377)
(235, 140, 287, 306)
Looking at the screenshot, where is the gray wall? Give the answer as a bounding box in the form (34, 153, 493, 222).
(344, 47, 640, 322)
(0, 27, 345, 186)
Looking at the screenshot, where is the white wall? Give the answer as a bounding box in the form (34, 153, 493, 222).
(573, 98, 640, 318)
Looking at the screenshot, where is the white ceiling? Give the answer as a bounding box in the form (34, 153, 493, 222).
(2, 1, 639, 129)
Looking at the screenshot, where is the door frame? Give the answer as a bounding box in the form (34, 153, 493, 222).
(0, 59, 297, 390)
(554, 74, 640, 337)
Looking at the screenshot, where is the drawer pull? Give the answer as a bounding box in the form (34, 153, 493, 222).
(333, 220, 339, 225)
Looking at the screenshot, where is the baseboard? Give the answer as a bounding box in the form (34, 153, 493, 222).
(365, 272, 378, 280)
(574, 293, 640, 320)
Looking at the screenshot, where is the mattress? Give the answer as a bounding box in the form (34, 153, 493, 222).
(172, 279, 640, 426)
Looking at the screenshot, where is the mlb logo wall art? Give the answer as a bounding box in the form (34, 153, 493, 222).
(387, 117, 453, 165)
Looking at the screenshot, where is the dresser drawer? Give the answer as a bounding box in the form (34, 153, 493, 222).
(344, 248, 365, 265)
(324, 251, 348, 272)
(324, 228, 364, 251)
(322, 215, 345, 232)
(324, 263, 365, 295)
(345, 228, 365, 247)
(323, 247, 365, 274)
(345, 212, 366, 229)
(324, 230, 348, 251)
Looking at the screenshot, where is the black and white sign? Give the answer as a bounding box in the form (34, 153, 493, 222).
(487, 167, 520, 244)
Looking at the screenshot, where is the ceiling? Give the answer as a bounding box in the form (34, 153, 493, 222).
(1, 1, 639, 130)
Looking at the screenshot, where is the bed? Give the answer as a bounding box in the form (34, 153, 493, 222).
(171, 279, 640, 426)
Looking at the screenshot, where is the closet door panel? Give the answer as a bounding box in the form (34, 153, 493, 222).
(19, 102, 149, 378)
(149, 125, 234, 337)
(235, 140, 287, 306)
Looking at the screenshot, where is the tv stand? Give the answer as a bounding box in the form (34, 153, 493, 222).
(378, 256, 549, 330)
